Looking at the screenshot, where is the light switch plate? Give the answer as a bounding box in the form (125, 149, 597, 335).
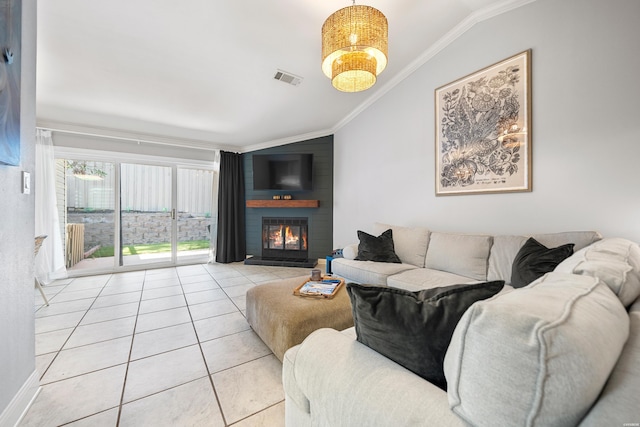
(22, 171, 30, 194)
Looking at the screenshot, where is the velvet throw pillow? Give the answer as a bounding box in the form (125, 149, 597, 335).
(346, 281, 504, 390)
(511, 237, 575, 288)
(355, 229, 401, 263)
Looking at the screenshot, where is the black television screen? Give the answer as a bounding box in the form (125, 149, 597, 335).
(253, 153, 313, 191)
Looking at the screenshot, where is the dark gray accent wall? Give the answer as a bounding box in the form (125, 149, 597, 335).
(244, 136, 333, 261)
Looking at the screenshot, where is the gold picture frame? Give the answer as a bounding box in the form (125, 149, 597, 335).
(435, 50, 532, 196)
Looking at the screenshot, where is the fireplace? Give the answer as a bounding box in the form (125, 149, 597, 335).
(263, 217, 308, 259)
(244, 217, 317, 267)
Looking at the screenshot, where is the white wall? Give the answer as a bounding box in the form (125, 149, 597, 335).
(334, 0, 640, 247)
(0, 0, 39, 423)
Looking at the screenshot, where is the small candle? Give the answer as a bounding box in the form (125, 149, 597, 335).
(311, 269, 322, 281)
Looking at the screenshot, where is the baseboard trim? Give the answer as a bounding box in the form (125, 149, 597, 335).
(0, 370, 40, 427)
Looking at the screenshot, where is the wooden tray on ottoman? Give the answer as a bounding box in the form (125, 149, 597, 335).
(293, 277, 345, 299)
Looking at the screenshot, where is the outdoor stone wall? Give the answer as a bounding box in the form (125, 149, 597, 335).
(67, 211, 212, 250)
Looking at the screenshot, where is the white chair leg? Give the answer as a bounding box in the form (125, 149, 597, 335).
(35, 278, 50, 306)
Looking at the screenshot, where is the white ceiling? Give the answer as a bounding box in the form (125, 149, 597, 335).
(35, 0, 529, 152)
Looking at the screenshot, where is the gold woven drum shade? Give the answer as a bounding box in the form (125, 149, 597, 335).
(322, 4, 388, 92)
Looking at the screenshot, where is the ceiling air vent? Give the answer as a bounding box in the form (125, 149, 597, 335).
(274, 69, 303, 86)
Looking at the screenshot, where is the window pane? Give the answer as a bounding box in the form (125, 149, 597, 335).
(61, 160, 116, 271)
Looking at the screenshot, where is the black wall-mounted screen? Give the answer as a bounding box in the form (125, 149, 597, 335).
(253, 153, 313, 191)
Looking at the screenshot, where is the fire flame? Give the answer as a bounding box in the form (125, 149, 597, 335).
(266, 224, 307, 250)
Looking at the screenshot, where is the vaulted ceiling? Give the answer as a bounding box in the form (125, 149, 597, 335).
(36, 0, 529, 152)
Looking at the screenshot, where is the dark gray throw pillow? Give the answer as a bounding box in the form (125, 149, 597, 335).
(511, 237, 574, 288)
(355, 229, 401, 263)
(346, 281, 504, 390)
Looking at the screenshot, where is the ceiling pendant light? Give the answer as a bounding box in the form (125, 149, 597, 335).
(322, 1, 388, 93)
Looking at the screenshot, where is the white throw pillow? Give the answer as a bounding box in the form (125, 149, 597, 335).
(342, 243, 359, 260)
(444, 272, 629, 427)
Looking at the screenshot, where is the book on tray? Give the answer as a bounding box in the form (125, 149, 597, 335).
(298, 279, 342, 296)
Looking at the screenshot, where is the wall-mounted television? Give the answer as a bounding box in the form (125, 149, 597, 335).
(253, 153, 313, 191)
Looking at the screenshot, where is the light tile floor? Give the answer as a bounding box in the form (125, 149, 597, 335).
(21, 262, 312, 427)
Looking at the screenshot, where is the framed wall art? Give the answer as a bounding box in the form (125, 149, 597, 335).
(0, 0, 21, 166)
(435, 50, 531, 196)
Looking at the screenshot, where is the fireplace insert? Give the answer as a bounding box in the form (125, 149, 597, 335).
(244, 217, 317, 268)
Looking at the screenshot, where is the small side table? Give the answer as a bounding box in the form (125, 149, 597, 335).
(325, 255, 334, 275)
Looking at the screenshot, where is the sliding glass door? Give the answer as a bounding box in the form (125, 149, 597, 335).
(57, 154, 215, 274)
(120, 163, 173, 267)
(177, 168, 216, 262)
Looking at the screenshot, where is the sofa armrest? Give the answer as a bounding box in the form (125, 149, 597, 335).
(283, 345, 309, 413)
(286, 328, 464, 427)
(282, 345, 312, 426)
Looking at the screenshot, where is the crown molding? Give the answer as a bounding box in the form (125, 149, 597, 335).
(331, 0, 538, 134)
(239, 128, 335, 153)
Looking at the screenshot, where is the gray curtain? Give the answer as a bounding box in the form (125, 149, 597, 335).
(215, 151, 246, 263)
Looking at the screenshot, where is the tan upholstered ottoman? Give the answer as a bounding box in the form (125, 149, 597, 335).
(246, 276, 354, 361)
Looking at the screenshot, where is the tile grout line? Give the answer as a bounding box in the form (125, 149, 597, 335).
(36, 276, 115, 382)
(204, 265, 295, 424)
(115, 268, 150, 427)
(178, 266, 230, 426)
(34, 273, 139, 425)
(39, 300, 211, 384)
(227, 398, 285, 426)
(58, 407, 117, 427)
(29, 264, 300, 426)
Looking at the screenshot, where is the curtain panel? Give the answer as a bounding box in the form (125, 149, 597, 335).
(35, 129, 67, 283)
(208, 150, 221, 263)
(215, 151, 246, 263)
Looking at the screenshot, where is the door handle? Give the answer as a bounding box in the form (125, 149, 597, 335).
(171, 209, 176, 220)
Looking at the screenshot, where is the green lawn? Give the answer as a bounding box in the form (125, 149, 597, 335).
(92, 240, 210, 258)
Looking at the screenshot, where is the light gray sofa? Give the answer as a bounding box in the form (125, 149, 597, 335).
(331, 223, 602, 289)
(283, 224, 640, 426)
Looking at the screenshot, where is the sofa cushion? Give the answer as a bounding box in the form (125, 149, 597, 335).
(425, 233, 492, 281)
(580, 299, 640, 425)
(511, 237, 574, 288)
(444, 272, 629, 427)
(347, 281, 504, 390)
(487, 231, 601, 285)
(532, 231, 601, 252)
(331, 258, 418, 286)
(387, 268, 477, 292)
(355, 229, 401, 263)
(290, 328, 465, 427)
(555, 237, 640, 307)
(372, 222, 431, 267)
(487, 235, 528, 284)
